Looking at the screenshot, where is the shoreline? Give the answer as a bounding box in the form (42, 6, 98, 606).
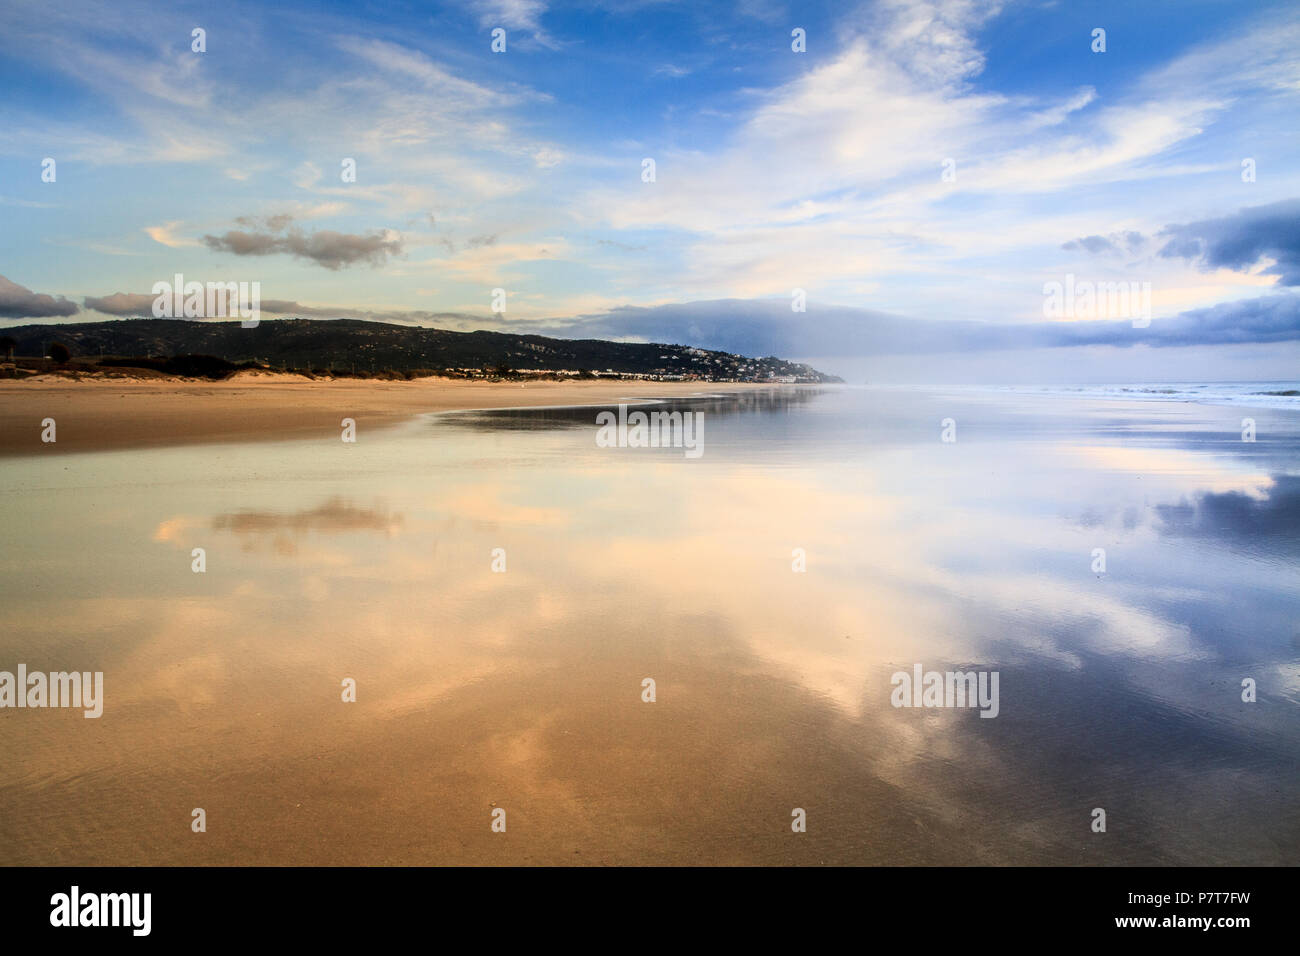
(0, 375, 774, 458)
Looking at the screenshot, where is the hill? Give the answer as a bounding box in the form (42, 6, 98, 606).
(2, 318, 840, 383)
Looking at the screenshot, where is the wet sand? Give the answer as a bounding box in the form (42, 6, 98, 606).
(0, 375, 763, 457)
(1, 386, 1296, 866)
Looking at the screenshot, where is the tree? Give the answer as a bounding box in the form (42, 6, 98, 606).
(48, 341, 71, 363)
(0, 336, 15, 362)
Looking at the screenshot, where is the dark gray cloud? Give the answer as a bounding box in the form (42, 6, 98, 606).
(254, 302, 480, 327)
(1062, 231, 1144, 255)
(234, 213, 295, 232)
(203, 226, 403, 270)
(80, 288, 479, 327)
(0, 275, 79, 319)
(1158, 198, 1300, 285)
(85, 291, 305, 318)
(82, 291, 156, 316)
(1062, 235, 1117, 254)
(528, 293, 1300, 357)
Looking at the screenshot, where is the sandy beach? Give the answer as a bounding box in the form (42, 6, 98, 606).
(1, 385, 1297, 865)
(0, 374, 765, 457)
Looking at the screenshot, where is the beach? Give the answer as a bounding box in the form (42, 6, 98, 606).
(0, 375, 766, 457)
(0, 385, 1296, 865)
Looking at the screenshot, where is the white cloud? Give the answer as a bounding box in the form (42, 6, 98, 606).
(573, 3, 1300, 316)
(468, 0, 559, 49)
(143, 221, 200, 248)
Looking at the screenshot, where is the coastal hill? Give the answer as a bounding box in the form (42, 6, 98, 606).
(2, 318, 841, 383)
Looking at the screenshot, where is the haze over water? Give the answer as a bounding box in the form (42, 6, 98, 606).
(1, 386, 1296, 864)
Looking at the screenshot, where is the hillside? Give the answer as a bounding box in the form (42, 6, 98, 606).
(2, 318, 840, 383)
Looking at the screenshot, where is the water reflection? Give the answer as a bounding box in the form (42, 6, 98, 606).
(212, 498, 403, 536)
(438, 386, 829, 433)
(1156, 475, 1300, 555)
(0, 386, 1295, 864)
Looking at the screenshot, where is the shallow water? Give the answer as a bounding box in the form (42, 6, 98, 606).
(0, 386, 1296, 864)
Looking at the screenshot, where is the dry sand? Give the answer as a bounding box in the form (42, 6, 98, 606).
(0, 373, 765, 457)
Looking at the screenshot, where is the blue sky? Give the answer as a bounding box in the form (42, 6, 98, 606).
(1, 0, 1298, 381)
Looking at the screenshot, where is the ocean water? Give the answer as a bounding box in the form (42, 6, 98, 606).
(930, 381, 1300, 410)
(0, 385, 1296, 864)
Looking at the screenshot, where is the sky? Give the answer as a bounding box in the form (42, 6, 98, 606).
(1, 0, 1298, 382)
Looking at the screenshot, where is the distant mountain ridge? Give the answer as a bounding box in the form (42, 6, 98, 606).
(3, 318, 841, 383)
